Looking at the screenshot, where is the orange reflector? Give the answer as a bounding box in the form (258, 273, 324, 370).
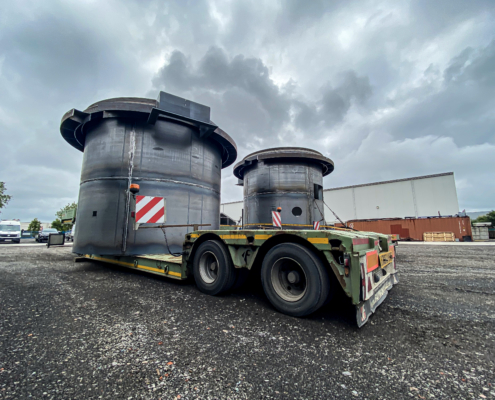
(366, 250, 379, 273)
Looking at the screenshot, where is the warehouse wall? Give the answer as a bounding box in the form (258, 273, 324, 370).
(221, 173, 460, 225)
(220, 202, 243, 223)
(20, 222, 52, 230)
(324, 173, 459, 223)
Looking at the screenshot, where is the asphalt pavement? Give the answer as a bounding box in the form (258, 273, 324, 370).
(0, 244, 494, 399)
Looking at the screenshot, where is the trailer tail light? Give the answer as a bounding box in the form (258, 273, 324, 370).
(344, 254, 350, 277)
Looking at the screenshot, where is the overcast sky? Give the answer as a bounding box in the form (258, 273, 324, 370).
(1, 0, 494, 223)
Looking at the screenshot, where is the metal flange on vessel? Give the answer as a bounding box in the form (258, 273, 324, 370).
(61, 91, 237, 256)
(233, 147, 334, 229)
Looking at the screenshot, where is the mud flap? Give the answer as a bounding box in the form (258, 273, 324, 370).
(356, 273, 399, 328)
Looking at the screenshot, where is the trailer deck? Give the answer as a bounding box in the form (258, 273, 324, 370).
(84, 253, 185, 280)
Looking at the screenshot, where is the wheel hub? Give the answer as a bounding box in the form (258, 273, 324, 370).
(271, 257, 307, 302)
(287, 271, 300, 284)
(199, 251, 219, 284)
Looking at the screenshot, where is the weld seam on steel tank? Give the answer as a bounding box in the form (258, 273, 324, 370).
(61, 91, 237, 256)
(79, 177, 220, 193)
(233, 147, 334, 228)
(244, 191, 312, 197)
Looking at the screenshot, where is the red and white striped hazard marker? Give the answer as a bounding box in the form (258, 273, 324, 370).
(313, 221, 320, 230)
(136, 196, 165, 224)
(272, 211, 282, 228)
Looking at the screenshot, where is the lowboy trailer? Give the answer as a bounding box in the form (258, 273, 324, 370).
(83, 226, 398, 327)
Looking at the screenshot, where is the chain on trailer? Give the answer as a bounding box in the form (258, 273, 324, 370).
(160, 227, 182, 257)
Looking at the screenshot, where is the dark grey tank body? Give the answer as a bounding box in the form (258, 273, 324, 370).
(61, 93, 237, 256)
(233, 148, 334, 228)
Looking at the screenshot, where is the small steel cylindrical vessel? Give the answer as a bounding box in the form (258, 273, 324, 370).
(233, 148, 334, 228)
(61, 92, 237, 255)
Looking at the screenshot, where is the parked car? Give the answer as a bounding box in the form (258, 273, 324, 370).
(0, 220, 21, 243)
(36, 228, 59, 243)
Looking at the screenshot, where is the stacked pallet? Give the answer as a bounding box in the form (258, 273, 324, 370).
(423, 232, 455, 242)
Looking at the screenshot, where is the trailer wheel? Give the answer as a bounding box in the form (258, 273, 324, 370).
(261, 243, 330, 317)
(193, 240, 235, 296)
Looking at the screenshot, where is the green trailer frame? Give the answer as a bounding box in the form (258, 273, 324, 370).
(83, 226, 398, 327)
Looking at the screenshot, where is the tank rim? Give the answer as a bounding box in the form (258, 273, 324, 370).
(84, 97, 157, 112)
(60, 95, 237, 168)
(233, 147, 334, 179)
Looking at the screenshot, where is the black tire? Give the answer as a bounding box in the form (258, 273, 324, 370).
(261, 243, 330, 317)
(193, 240, 235, 296)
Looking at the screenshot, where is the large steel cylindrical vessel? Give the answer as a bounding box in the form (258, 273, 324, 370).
(233, 148, 334, 228)
(61, 93, 237, 255)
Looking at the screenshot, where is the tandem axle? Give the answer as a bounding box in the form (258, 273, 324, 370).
(82, 227, 398, 327)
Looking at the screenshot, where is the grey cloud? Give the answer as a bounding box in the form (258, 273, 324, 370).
(320, 70, 372, 124)
(152, 46, 293, 150)
(1, 0, 495, 223)
(153, 47, 372, 153)
(293, 101, 318, 131)
(444, 47, 474, 82)
(293, 70, 372, 130)
(330, 134, 495, 212)
(380, 40, 495, 146)
(153, 50, 195, 92)
(456, 40, 495, 86)
(155, 46, 291, 124)
(276, 0, 350, 34)
(410, 0, 495, 38)
(0, 0, 152, 222)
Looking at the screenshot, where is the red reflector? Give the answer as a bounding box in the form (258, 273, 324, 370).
(344, 258, 350, 267)
(131, 211, 135, 218)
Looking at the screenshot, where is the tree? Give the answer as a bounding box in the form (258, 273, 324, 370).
(28, 218, 41, 232)
(56, 202, 77, 230)
(0, 182, 12, 213)
(472, 210, 495, 226)
(51, 219, 64, 232)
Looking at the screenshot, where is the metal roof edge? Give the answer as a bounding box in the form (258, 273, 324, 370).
(221, 200, 243, 206)
(324, 172, 454, 192)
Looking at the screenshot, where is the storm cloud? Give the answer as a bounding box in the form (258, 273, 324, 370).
(0, 0, 494, 222)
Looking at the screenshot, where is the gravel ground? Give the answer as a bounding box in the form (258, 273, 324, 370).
(0, 244, 494, 399)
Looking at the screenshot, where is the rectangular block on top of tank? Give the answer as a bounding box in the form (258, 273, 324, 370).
(157, 91, 211, 124)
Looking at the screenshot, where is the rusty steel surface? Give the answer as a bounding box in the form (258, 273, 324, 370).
(60, 92, 237, 256)
(233, 147, 334, 228)
(344, 216, 473, 241)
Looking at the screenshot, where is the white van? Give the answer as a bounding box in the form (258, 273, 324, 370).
(0, 220, 21, 243)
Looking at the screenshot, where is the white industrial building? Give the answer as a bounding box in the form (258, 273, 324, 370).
(20, 222, 52, 231)
(221, 172, 460, 224)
